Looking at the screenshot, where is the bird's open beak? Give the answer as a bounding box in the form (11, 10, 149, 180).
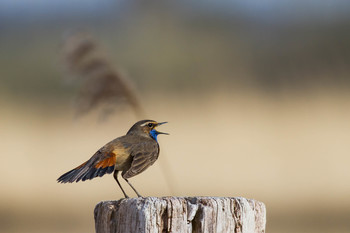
(155, 122, 169, 135)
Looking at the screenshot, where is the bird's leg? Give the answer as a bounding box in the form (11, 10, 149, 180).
(113, 171, 129, 198)
(124, 178, 142, 197)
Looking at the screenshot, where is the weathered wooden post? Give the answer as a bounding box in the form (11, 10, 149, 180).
(94, 197, 266, 233)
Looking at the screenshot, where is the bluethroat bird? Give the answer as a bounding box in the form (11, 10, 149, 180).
(57, 120, 168, 198)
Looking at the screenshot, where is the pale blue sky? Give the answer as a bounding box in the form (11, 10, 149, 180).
(0, 0, 349, 22)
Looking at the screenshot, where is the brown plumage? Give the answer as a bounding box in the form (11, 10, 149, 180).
(57, 120, 168, 198)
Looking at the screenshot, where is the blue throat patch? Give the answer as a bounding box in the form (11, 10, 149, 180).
(149, 129, 159, 141)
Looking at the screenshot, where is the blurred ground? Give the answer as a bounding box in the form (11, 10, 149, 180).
(1, 1, 350, 233)
(1, 89, 350, 233)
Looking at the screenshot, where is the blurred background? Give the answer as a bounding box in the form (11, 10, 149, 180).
(1, 0, 350, 232)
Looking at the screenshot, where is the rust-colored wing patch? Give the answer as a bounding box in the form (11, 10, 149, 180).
(95, 153, 117, 168)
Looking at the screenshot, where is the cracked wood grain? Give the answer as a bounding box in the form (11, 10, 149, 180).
(94, 197, 266, 233)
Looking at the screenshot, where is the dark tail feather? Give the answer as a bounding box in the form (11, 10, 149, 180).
(57, 162, 85, 183)
(57, 168, 77, 183)
(57, 161, 114, 183)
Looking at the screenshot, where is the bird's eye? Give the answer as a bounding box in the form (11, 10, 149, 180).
(147, 123, 154, 127)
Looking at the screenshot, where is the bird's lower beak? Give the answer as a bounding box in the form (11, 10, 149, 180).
(156, 131, 169, 135)
(156, 122, 169, 135)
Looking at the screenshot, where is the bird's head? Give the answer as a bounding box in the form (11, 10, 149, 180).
(127, 120, 168, 141)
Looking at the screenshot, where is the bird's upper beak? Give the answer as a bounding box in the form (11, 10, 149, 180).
(155, 122, 169, 135)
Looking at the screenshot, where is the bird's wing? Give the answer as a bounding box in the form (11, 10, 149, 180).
(57, 142, 124, 183)
(122, 141, 159, 179)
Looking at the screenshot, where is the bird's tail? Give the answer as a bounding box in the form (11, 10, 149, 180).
(57, 157, 115, 183)
(57, 162, 89, 183)
(57, 149, 117, 183)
